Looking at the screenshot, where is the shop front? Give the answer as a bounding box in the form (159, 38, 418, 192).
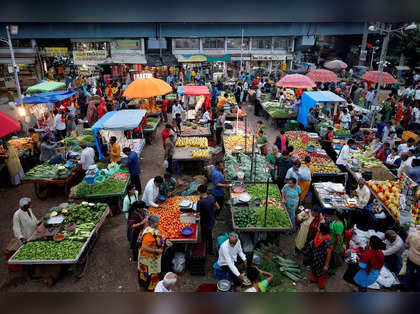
(71, 39, 109, 75)
(250, 54, 294, 79)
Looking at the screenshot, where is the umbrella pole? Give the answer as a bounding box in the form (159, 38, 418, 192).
(264, 177, 269, 227)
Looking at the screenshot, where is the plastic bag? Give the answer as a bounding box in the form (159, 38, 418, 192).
(163, 160, 169, 168)
(171, 252, 186, 273)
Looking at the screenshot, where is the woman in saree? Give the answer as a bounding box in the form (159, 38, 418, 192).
(127, 201, 148, 262)
(138, 215, 173, 291)
(0, 142, 24, 185)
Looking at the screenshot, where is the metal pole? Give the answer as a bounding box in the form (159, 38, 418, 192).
(240, 26, 244, 72)
(244, 118, 247, 152)
(264, 177, 269, 227)
(6, 25, 23, 107)
(250, 135, 255, 180)
(370, 25, 391, 128)
(359, 22, 368, 66)
(369, 48, 375, 71)
(159, 23, 162, 58)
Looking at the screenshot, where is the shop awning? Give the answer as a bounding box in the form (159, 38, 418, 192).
(205, 54, 231, 62)
(26, 81, 66, 93)
(17, 90, 78, 104)
(298, 91, 346, 127)
(161, 54, 179, 66)
(146, 54, 163, 67)
(92, 109, 147, 131)
(176, 54, 206, 62)
(182, 86, 210, 95)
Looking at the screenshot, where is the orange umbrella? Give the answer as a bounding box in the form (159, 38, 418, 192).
(123, 78, 172, 98)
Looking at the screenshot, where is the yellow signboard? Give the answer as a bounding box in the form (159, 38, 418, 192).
(177, 55, 207, 62)
(73, 50, 107, 64)
(44, 47, 69, 57)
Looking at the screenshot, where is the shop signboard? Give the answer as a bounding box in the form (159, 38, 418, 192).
(73, 50, 107, 65)
(251, 55, 287, 61)
(176, 55, 207, 62)
(114, 39, 142, 50)
(44, 47, 69, 57)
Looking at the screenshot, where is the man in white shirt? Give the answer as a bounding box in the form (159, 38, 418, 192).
(13, 197, 39, 244)
(412, 104, 420, 128)
(217, 232, 247, 290)
(54, 109, 67, 140)
(154, 272, 177, 293)
(142, 176, 163, 208)
(79, 142, 95, 171)
(339, 108, 351, 129)
(336, 139, 356, 168)
(383, 230, 405, 273)
(353, 178, 371, 209)
(172, 101, 184, 121)
(365, 88, 375, 107)
(398, 152, 414, 177)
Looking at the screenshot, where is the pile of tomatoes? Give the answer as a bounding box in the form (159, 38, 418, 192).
(148, 196, 198, 239)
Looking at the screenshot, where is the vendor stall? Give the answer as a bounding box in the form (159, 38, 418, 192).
(298, 91, 346, 127)
(143, 116, 161, 144)
(92, 109, 147, 159)
(180, 122, 212, 138)
(174, 137, 210, 162)
(26, 81, 66, 94)
(180, 86, 211, 121)
(230, 183, 292, 232)
(313, 182, 358, 214)
(148, 196, 199, 243)
(261, 100, 297, 128)
(224, 152, 272, 183)
(8, 202, 109, 282)
(71, 164, 131, 212)
(22, 161, 83, 200)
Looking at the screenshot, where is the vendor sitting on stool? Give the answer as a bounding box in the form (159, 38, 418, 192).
(159, 173, 178, 197)
(217, 232, 248, 291)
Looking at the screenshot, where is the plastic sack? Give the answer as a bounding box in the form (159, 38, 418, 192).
(163, 160, 169, 169)
(171, 252, 186, 273)
(94, 175, 106, 184)
(99, 169, 109, 177)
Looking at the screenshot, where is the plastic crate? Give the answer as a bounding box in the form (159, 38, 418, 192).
(286, 120, 299, 131)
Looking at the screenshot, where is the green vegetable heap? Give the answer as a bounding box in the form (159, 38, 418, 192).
(224, 153, 271, 182)
(247, 184, 281, 201)
(234, 207, 257, 228)
(23, 162, 78, 181)
(62, 202, 108, 227)
(74, 177, 127, 197)
(13, 240, 84, 261)
(255, 206, 290, 228)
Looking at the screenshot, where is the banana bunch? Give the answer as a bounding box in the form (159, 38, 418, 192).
(191, 149, 209, 159)
(176, 137, 208, 149)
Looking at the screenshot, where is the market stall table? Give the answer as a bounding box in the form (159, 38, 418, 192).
(8, 202, 110, 282)
(143, 117, 161, 144)
(180, 123, 212, 138)
(312, 182, 357, 214)
(22, 163, 83, 200)
(260, 101, 297, 128)
(229, 183, 292, 232)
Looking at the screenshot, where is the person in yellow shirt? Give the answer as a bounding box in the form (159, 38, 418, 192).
(217, 93, 229, 110)
(109, 136, 121, 163)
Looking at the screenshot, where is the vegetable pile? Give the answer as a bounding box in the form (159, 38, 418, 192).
(23, 162, 78, 181)
(224, 134, 254, 154)
(176, 137, 208, 149)
(148, 196, 197, 239)
(255, 206, 290, 228)
(13, 240, 84, 261)
(145, 117, 159, 130)
(62, 202, 108, 228)
(234, 207, 257, 228)
(181, 123, 209, 136)
(247, 184, 281, 201)
(224, 152, 271, 182)
(73, 175, 127, 197)
(8, 137, 34, 154)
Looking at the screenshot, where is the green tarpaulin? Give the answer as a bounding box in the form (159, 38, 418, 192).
(205, 54, 231, 62)
(27, 81, 66, 93)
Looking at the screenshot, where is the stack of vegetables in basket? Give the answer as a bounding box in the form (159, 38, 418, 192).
(73, 162, 129, 198)
(23, 162, 78, 181)
(224, 152, 271, 182)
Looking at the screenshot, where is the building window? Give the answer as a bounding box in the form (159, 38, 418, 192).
(252, 37, 272, 50)
(226, 38, 249, 50)
(72, 42, 108, 51)
(174, 38, 200, 50)
(273, 37, 289, 50)
(202, 38, 225, 49)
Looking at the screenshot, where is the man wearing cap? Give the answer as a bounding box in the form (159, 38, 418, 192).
(13, 198, 39, 244)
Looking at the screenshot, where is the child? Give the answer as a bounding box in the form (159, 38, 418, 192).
(175, 113, 182, 134)
(257, 121, 265, 135)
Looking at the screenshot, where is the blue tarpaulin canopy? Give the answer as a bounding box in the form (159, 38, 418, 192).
(17, 90, 77, 104)
(298, 91, 346, 127)
(92, 109, 147, 159)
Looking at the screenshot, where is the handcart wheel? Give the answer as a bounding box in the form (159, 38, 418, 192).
(34, 182, 49, 200)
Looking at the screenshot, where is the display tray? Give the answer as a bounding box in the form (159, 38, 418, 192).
(144, 117, 161, 133)
(84, 177, 131, 199)
(173, 147, 209, 161)
(8, 207, 110, 265)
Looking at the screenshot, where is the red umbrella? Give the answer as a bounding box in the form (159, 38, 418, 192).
(276, 74, 316, 89)
(361, 71, 397, 85)
(306, 69, 339, 82)
(324, 60, 348, 70)
(0, 111, 20, 138)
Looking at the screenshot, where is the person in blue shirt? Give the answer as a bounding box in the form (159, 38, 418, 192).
(376, 116, 387, 138)
(246, 73, 251, 86)
(123, 147, 142, 194)
(210, 160, 231, 217)
(211, 83, 219, 107)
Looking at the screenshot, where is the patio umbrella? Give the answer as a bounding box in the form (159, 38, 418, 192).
(276, 74, 316, 89)
(306, 69, 339, 82)
(361, 71, 397, 85)
(324, 60, 348, 70)
(123, 77, 172, 98)
(0, 112, 20, 138)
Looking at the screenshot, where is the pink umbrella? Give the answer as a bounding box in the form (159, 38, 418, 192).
(276, 74, 316, 89)
(361, 71, 397, 85)
(306, 69, 339, 82)
(324, 60, 348, 70)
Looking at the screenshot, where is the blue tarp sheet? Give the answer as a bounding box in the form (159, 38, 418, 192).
(92, 109, 147, 159)
(298, 91, 346, 127)
(17, 90, 77, 104)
